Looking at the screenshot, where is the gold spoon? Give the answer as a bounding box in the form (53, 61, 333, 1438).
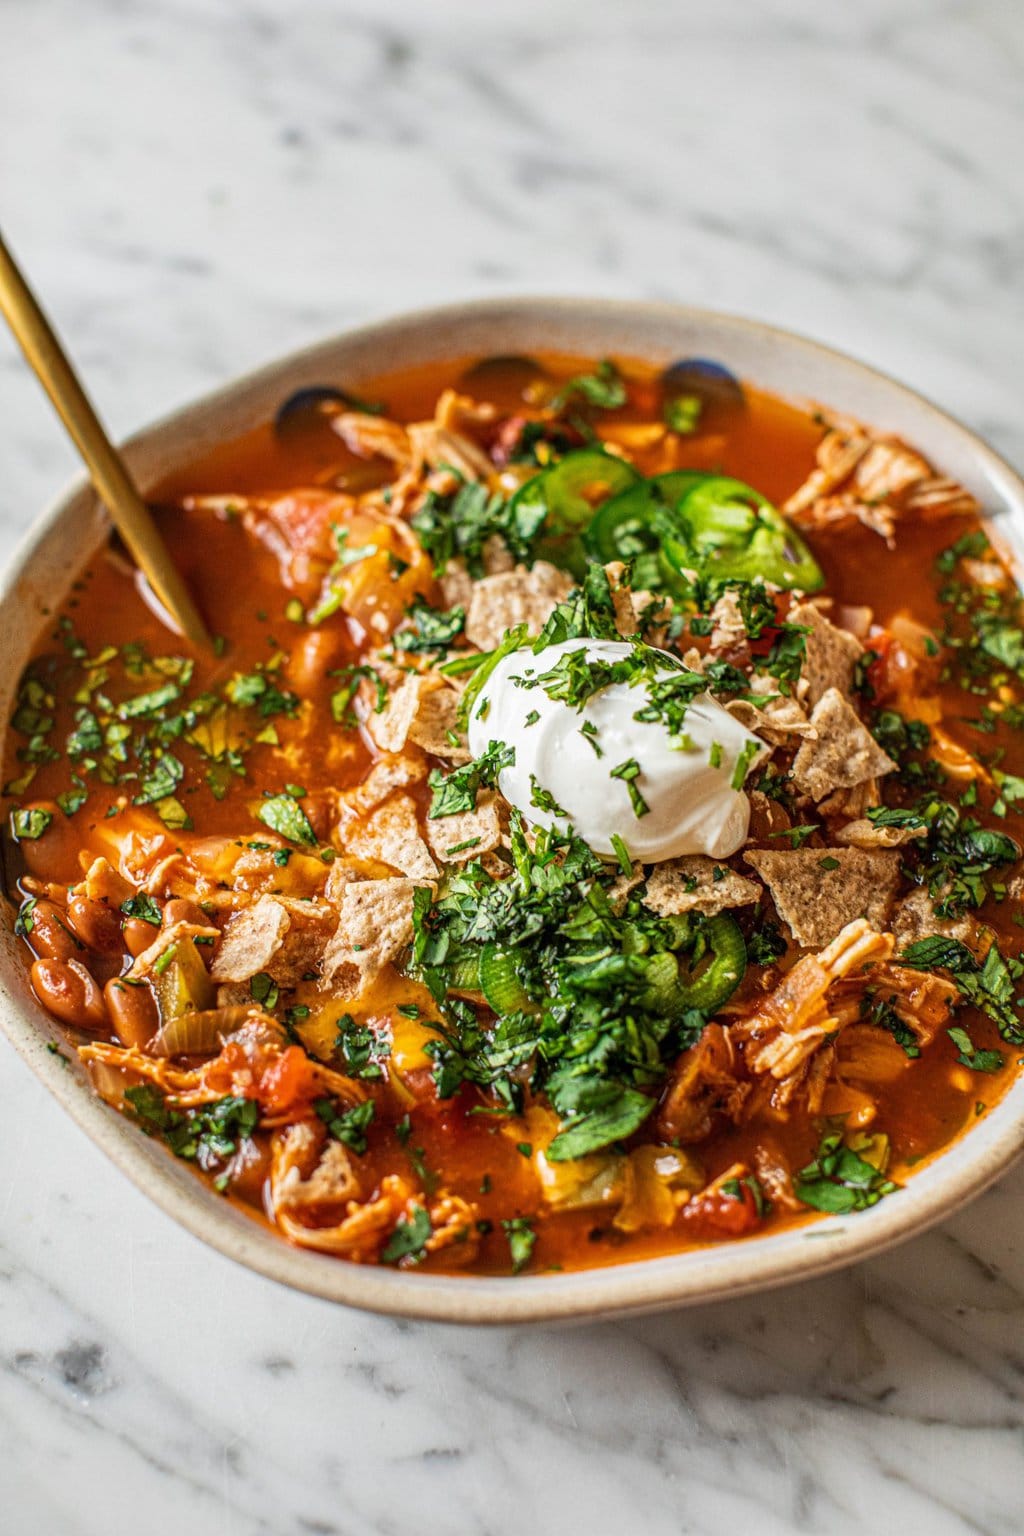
(0, 229, 213, 649)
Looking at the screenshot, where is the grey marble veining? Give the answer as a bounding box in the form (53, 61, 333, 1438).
(1, 1, 1023, 1532)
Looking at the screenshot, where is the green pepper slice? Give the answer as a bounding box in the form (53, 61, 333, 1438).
(669, 476, 824, 591)
(583, 471, 711, 594)
(639, 914, 746, 1017)
(510, 449, 640, 578)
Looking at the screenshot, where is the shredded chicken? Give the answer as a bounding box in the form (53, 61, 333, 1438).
(784, 418, 979, 543)
(730, 920, 895, 1115)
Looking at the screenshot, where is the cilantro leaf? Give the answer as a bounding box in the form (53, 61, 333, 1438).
(502, 1215, 537, 1274)
(380, 1204, 432, 1265)
(257, 793, 318, 846)
(428, 740, 514, 819)
(794, 1124, 897, 1214)
(314, 1097, 376, 1154)
(11, 807, 52, 840)
(120, 893, 162, 926)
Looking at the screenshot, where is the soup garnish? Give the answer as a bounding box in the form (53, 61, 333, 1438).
(5, 353, 1023, 1275)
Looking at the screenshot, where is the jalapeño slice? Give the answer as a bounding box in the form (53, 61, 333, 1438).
(584, 471, 711, 595)
(638, 914, 747, 1018)
(670, 476, 824, 591)
(509, 449, 640, 578)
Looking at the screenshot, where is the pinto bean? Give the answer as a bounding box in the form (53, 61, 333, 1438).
(11, 801, 82, 883)
(66, 893, 124, 954)
(30, 957, 106, 1031)
(286, 627, 349, 695)
(104, 977, 158, 1050)
(123, 918, 158, 958)
(24, 899, 82, 962)
(162, 898, 208, 928)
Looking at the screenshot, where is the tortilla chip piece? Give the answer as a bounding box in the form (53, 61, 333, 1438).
(426, 790, 502, 864)
(344, 794, 438, 882)
(788, 603, 864, 706)
(350, 750, 429, 814)
(892, 888, 985, 955)
(320, 877, 416, 989)
(210, 894, 335, 986)
(269, 898, 339, 985)
(791, 689, 896, 802)
(727, 674, 814, 746)
(643, 857, 761, 917)
(465, 561, 574, 652)
(407, 685, 471, 762)
(366, 672, 425, 754)
(439, 559, 474, 612)
(744, 847, 901, 949)
(834, 817, 927, 850)
(129, 918, 221, 981)
(709, 589, 748, 654)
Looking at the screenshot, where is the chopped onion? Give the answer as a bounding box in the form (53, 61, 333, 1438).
(149, 1005, 252, 1058)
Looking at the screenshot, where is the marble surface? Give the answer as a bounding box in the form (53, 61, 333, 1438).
(1, 1, 1023, 1531)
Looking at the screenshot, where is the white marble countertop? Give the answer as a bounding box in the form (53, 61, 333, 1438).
(2, 2, 1023, 1531)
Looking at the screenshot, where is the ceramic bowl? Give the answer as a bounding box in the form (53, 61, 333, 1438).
(2, 298, 1023, 1324)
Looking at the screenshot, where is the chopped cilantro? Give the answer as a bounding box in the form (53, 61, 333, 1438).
(428, 740, 514, 819)
(380, 1204, 432, 1265)
(314, 1097, 375, 1154)
(125, 1086, 259, 1169)
(609, 757, 649, 817)
(795, 1123, 897, 1214)
(257, 793, 317, 846)
(947, 1025, 1003, 1074)
(120, 893, 162, 926)
(502, 1215, 538, 1273)
(11, 807, 52, 840)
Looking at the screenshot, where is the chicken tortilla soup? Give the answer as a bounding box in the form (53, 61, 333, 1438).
(5, 352, 1024, 1277)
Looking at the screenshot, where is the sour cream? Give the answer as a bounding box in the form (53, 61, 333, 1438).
(467, 638, 766, 863)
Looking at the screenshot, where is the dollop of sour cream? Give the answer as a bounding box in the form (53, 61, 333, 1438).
(467, 638, 766, 863)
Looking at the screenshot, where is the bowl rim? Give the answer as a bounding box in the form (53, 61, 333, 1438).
(3, 293, 1024, 1325)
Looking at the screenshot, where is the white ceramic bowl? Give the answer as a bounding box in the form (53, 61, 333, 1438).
(2, 298, 1023, 1324)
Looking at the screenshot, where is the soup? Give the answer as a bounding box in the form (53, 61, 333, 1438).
(5, 352, 1023, 1277)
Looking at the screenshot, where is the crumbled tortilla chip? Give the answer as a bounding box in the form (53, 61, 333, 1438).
(791, 689, 896, 802)
(818, 778, 883, 819)
(129, 918, 220, 980)
(407, 685, 470, 761)
(81, 855, 134, 907)
(367, 672, 426, 754)
(210, 894, 335, 986)
(320, 877, 417, 989)
(344, 793, 438, 881)
(834, 817, 927, 850)
(744, 847, 901, 949)
(643, 857, 761, 917)
(709, 589, 748, 654)
(788, 603, 864, 706)
(349, 750, 428, 814)
(606, 861, 645, 913)
(727, 674, 813, 745)
(465, 561, 574, 652)
(425, 790, 502, 863)
(439, 559, 474, 612)
(892, 888, 985, 955)
(210, 897, 289, 984)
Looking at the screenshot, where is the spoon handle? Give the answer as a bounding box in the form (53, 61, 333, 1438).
(0, 230, 212, 649)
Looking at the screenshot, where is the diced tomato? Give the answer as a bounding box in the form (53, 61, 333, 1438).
(682, 1176, 764, 1240)
(864, 630, 897, 702)
(266, 492, 346, 560)
(257, 1045, 320, 1115)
